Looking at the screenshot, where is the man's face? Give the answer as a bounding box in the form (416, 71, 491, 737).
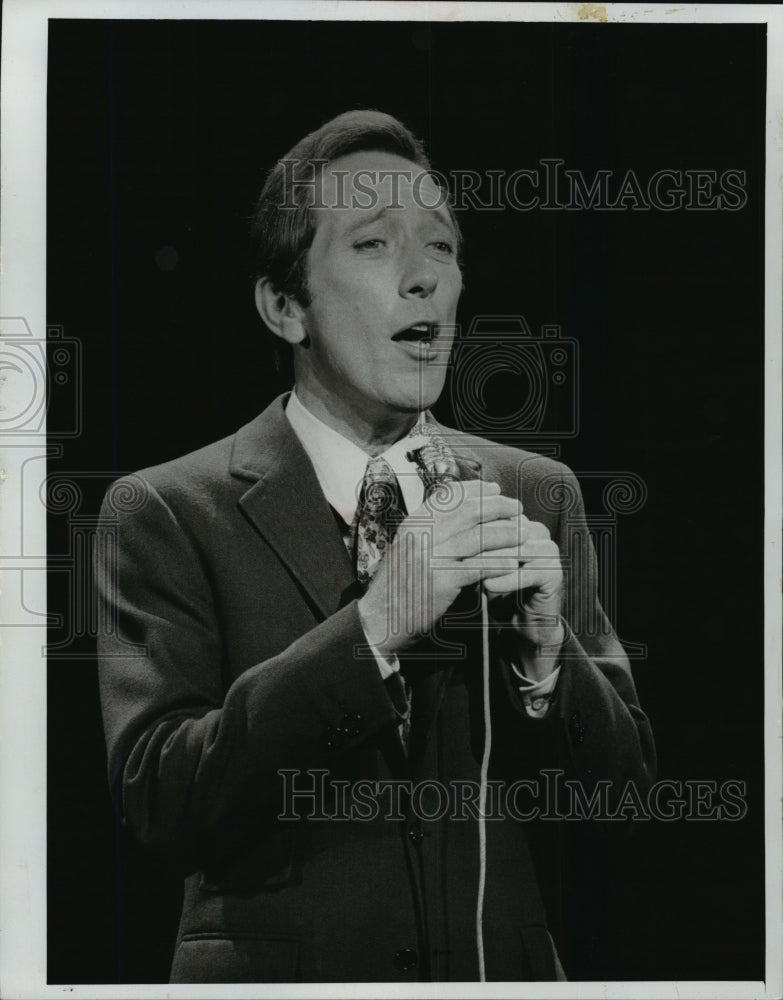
(295, 150, 463, 427)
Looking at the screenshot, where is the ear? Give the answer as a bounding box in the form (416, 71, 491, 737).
(254, 277, 308, 346)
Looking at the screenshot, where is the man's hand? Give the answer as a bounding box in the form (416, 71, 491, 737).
(357, 481, 564, 672)
(482, 513, 564, 683)
(358, 479, 526, 657)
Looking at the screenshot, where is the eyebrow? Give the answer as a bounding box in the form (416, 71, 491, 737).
(341, 203, 457, 238)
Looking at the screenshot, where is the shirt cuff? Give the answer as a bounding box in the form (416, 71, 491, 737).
(356, 601, 400, 679)
(509, 661, 561, 718)
(365, 637, 400, 679)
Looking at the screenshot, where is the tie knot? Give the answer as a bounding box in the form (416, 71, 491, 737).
(365, 455, 396, 479)
(361, 456, 400, 517)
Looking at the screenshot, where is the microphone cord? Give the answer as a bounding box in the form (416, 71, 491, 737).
(410, 449, 492, 981)
(476, 587, 492, 982)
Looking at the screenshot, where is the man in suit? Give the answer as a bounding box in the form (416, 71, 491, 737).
(96, 110, 656, 983)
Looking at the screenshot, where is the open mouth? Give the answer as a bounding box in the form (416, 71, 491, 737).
(391, 322, 438, 344)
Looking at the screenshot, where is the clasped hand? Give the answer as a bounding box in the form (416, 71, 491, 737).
(357, 479, 564, 665)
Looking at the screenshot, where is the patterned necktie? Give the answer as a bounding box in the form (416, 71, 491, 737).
(353, 456, 407, 587)
(346, 427, 460, 751)
(349, 456, 411, 745)
(348, 424, 461, 581)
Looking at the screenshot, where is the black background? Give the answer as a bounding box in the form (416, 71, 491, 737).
(47, 19, 766, 984)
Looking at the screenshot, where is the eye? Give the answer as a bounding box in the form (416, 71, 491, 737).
(430, 240, 455, 256)
(354, 238, 386, 251)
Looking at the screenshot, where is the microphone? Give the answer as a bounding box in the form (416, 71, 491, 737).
(405, 446, 458, 499)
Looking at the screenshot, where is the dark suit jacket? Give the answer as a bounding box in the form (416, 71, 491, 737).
(96, 393, 656, 983)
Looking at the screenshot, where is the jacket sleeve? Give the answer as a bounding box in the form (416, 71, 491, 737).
(497, 460, 657, 802)
(95, 475, 398, 875)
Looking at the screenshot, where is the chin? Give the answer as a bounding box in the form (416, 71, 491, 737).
(388, 392, 441, 416)
(388, 374, 446, 414)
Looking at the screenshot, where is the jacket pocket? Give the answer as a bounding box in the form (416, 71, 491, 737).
(519, 925, 557, 981)
(199, 826, 297, 892)
(171, 932, 300, 983)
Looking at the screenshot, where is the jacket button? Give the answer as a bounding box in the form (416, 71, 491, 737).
(340, 712, 363, 738)
(393, 947, 418, 972)
(569, 710, 586, 744)
(408, 822, 424, 846)
(323, 725, 345, 750)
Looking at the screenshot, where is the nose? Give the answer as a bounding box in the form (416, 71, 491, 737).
(399, 247, 438, 299)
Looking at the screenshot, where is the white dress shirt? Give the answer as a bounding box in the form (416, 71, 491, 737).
(285, 389, 559, 716)
(285, 388, 426, 527)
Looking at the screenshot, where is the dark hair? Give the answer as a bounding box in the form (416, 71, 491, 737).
(249, 109, 460, 306)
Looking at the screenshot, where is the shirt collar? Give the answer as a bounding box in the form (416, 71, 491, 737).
(285, 389, 426, 524)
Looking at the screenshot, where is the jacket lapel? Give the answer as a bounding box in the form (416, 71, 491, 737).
(230, 394, 357, 620)
(229, 400, 489, 763)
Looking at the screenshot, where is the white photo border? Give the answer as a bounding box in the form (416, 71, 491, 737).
(0, 2, 780, 998)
